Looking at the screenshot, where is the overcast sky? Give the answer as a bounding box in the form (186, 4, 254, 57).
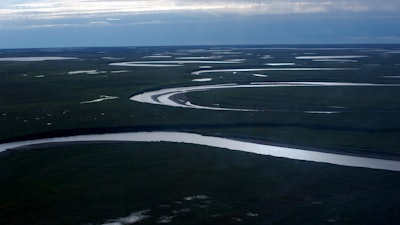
(1, 0, 400, 48)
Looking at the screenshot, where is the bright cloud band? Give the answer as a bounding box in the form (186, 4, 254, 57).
(1, 0, 399, 22)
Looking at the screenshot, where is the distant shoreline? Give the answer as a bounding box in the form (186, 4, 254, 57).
(1, 43, 400, 51)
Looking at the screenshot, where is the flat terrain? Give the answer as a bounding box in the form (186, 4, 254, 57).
(1, 45, 400, 224)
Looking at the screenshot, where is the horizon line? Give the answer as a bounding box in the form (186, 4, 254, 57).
(1, 43, 400, 50)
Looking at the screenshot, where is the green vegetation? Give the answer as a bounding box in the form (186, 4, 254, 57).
(1, 142, 399, 225)
(1, 45, 400, 224)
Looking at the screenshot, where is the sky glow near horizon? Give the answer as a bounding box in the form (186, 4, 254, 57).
(1, 0, 400, 48)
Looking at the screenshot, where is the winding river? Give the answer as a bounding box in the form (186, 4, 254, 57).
(130, 82, 400, 112)
(1, 132, 400, 172)
(3, 81, 398, 172)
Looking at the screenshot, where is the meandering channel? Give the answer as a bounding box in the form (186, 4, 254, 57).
(3, 73, 400, 172)
(1, 131, 400, 172)
(130, 82, 400, 112)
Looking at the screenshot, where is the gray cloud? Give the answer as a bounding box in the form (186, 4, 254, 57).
(1, 0, 399, 26)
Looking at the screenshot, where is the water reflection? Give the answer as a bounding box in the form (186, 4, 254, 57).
(1, 132, 399, 172)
